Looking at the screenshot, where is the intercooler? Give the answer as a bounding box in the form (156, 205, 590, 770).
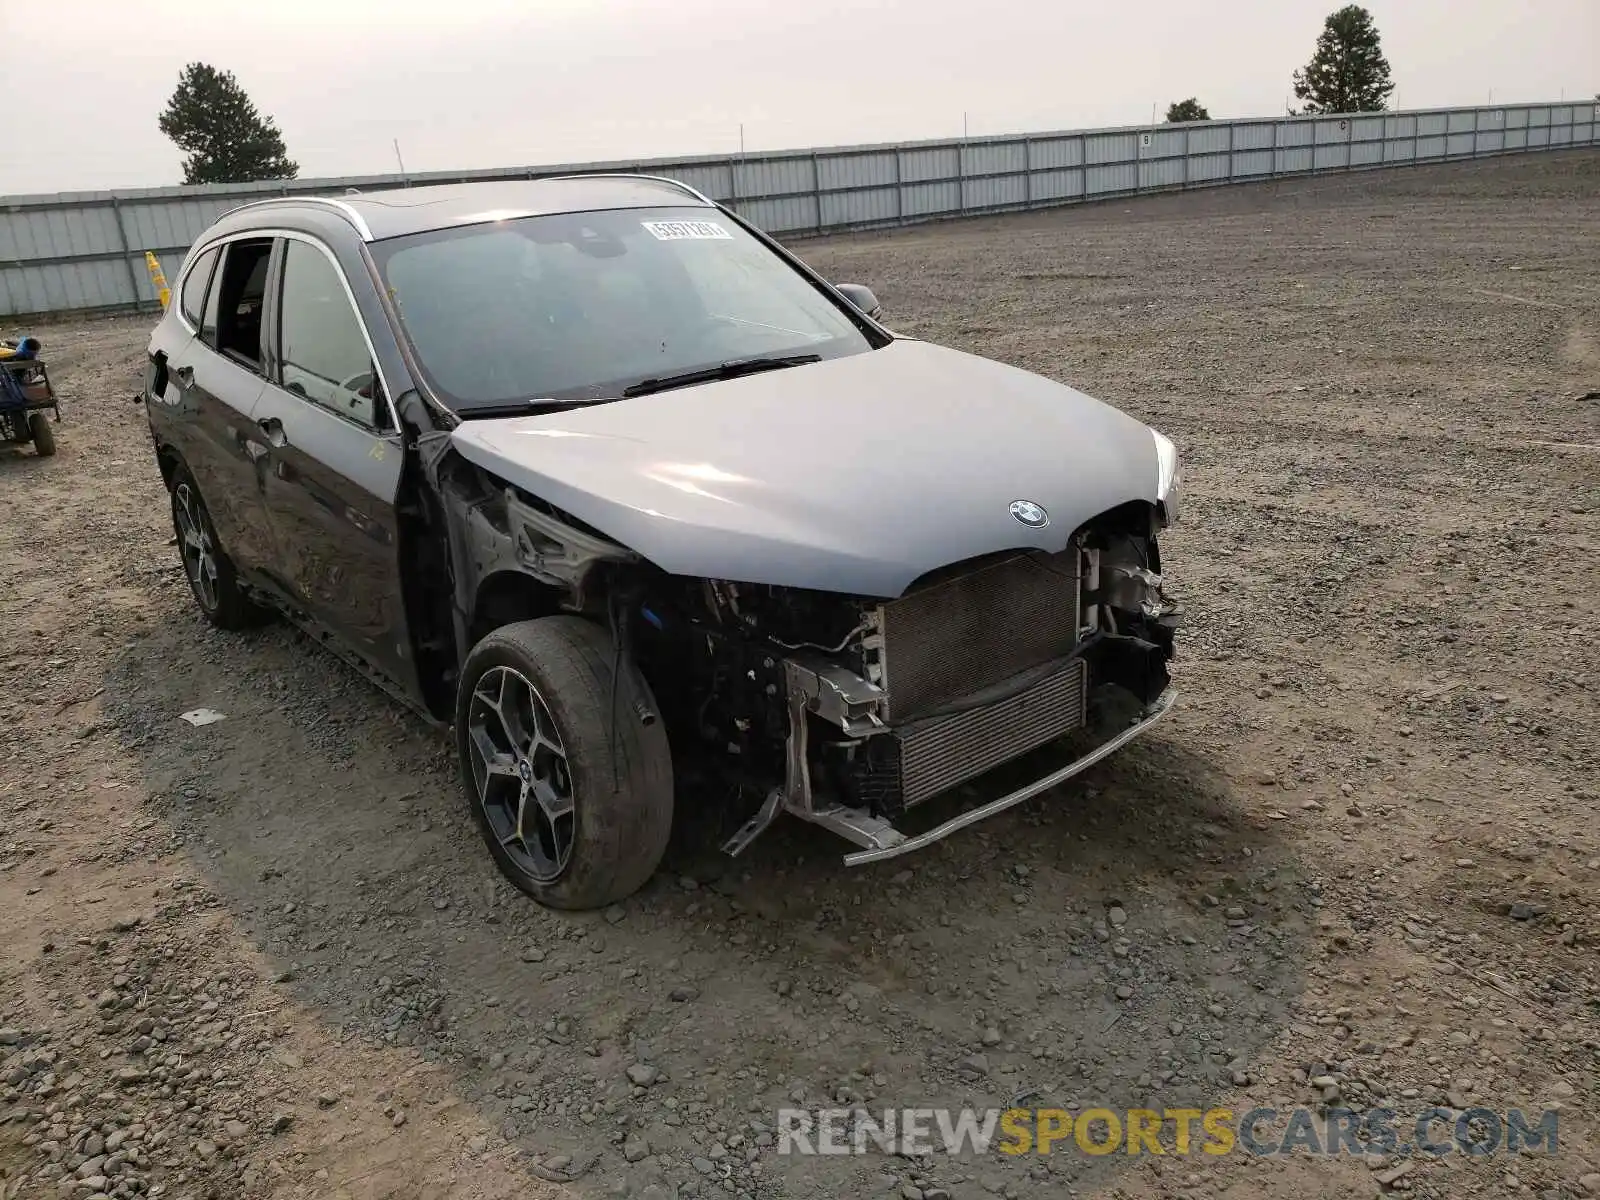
(894, 656, 1088, 805)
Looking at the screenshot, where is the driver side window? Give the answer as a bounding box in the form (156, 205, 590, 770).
(277, 239, 384, 429)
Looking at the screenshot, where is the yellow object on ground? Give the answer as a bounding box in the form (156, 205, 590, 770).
(145, 252, 171, 309)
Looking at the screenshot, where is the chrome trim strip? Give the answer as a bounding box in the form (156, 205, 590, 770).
(215, 196, 376, 240)
(317, 197, 376, 240)
(841, 688, 1178, 866)
(542, 172, 719, 207)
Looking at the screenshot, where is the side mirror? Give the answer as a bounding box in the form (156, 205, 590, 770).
(834, 283, 883, 321)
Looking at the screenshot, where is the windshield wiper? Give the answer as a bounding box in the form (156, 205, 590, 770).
(622, 354, 821, 398)
(456, 396, 622, 420)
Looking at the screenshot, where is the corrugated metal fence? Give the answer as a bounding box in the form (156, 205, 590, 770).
(4, 101, 1596, 318)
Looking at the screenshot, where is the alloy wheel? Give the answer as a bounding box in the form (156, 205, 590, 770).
(174, 483, 219, 613)
(465, 665, 576, 883)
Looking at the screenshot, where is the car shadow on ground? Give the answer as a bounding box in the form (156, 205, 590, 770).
(103, 609, 1312, 1197)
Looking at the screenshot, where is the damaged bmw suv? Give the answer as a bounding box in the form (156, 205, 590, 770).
(139, 174, 1182, 910)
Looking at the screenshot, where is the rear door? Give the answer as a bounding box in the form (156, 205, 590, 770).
(159, 238, 276, 575)
(246, 234, 420, 695)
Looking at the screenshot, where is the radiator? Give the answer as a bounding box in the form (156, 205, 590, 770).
(876, 548, 1079, 722)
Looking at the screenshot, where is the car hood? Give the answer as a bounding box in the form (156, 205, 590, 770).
(448, 339, 1161, 597)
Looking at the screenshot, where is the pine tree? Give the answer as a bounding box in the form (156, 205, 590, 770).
(1165, 99, 1211, 123)
(158, 63, 299, 185)
(1291, 5, 1396, 115)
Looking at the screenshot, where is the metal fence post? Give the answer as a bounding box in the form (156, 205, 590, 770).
(958, 140, 967, 216)
(810, 152, 822, 234)
(893, 147, 904, 225)
(108, 196, 145, 312)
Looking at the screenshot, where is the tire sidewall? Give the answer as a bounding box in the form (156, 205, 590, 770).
(27, 413, 55, 457)
(454, 621, 671, 909)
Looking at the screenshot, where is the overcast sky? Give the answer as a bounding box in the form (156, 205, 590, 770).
(2, 0, 1595, 195)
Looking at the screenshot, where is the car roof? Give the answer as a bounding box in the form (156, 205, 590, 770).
(219, 175, 716, 243)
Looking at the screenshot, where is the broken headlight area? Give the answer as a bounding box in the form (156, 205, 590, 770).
(1152, 428, 1182, 527)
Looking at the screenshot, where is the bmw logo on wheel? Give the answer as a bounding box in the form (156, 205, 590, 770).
(1009, 499, 1049, 528)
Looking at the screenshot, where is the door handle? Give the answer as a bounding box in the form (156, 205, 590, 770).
(256, 415, 287, 447)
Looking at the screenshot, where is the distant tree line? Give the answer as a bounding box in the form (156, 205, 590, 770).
(1166, 4, 1395, 123)
(157, 4, 1404, 184)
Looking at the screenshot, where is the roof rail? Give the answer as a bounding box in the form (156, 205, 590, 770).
(211, 194, 375, 240)
(542, 172, 720, 207)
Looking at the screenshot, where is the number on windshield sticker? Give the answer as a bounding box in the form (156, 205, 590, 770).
(641, 220, 732, 241)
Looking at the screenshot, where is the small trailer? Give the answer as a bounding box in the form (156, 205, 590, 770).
(0, 337, 60, 457)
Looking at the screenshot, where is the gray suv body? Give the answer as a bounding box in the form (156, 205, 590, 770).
(139, 174, 1183, 910)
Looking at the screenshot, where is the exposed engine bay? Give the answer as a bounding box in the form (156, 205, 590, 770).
(427, 449, 1181, 863)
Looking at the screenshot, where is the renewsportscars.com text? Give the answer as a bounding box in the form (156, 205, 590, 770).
(776, 1106, 1559, 1159)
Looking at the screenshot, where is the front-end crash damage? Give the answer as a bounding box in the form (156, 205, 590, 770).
(417, 433, 637, 636)
(414, 429, 1181, 867)
(715, 500, 1182, 864)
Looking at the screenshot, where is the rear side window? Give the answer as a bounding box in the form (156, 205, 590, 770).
(278, 239, 382, 429)
(179, 248, 218, 328)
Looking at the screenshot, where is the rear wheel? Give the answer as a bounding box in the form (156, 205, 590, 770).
(27, 412, 55, 457)
(169, 466, 268, 630)
(456, 616, 673, 910)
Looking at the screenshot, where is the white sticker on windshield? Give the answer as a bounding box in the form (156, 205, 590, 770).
(641, 219, 732, 241)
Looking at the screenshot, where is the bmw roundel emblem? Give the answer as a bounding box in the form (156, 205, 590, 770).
(1009, 500, 1049, 528)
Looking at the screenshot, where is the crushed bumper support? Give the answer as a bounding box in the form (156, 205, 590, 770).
(720, 664, 1178, 864)
(841, 686, 1176, 865)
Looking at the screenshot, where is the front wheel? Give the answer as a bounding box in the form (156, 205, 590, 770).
(456, 617, 673, 910)
(27, 412, 55, 457)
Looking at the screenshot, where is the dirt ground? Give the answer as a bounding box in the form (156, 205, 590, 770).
(2, 150, 1597, 1200)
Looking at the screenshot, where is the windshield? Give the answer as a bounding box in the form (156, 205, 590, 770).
(371, 206, 879, 411)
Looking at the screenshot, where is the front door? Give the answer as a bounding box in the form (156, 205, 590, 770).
(246, 235, 420, 696)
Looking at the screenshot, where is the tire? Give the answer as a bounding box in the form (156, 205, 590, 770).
(455, 616, 674, 910)
(27, 412, 55, 457)
(169, 465, 269, 630)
